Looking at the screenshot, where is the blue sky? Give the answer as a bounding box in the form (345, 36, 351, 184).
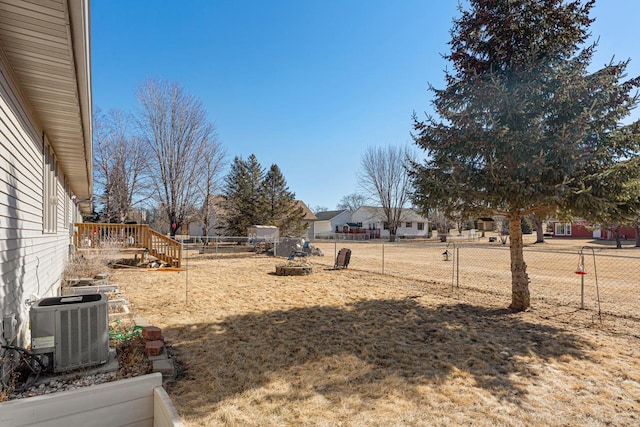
(91, 0, 640, 211)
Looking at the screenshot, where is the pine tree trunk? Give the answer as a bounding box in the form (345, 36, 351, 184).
(615, 226, 622, 249)
(635, 225, 640, 247)
(508, 212, 530, 311)
(532, 215, 544, 244)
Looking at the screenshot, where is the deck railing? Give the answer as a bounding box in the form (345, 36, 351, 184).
(74, 223, 182, 267)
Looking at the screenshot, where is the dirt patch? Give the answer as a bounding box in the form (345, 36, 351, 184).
(110, 249, 640, 426)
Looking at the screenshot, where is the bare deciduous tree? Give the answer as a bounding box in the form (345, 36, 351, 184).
(337, 193, 366, 213)
(136, 80, 219, 236)
(196, 139, 226, 244)
(311, 205, 329, 214)
(93, 108, 149, 223)
(428, 208, 454, 240)
(358, 145, 412, 242)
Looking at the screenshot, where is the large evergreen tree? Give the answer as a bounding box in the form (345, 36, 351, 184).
(410, 0, 640, 311)
(222, 156, 306, 238)
(222, 155, 264, 236)
(261, 164, 306, 236)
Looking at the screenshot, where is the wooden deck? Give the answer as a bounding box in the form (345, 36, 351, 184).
(74, 223, 182, 267)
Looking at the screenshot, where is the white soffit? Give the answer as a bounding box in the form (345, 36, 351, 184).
(0, 0, 92, 207)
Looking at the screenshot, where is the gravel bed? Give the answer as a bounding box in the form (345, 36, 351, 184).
(7, 372, 118, 400)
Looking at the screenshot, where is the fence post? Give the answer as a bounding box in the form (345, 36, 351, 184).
(183, 238, 188, 305)
(456, 247, 460, 288)
(580, 273, 585, 310)
(578, 252, 585, 309)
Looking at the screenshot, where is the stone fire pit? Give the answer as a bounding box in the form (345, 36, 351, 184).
(275, 260, 313, 276)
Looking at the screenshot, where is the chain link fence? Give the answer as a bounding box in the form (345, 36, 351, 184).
(309, 240, 640, 319)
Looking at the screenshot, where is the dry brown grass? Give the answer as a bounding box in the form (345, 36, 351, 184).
(310, 238, 640, 318)
(109, 244, 640, 426)
(62, 245, 121, 284)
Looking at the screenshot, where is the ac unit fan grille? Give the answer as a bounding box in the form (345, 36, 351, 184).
(30, 294, 109, 373)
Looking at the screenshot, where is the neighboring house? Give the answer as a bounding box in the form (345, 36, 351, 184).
(0, 0, 92, 346)
(186, 195, 225, 238)
(350, 206, 430, 239)
(600, 227, 637, 240)
(295, 200, 317, 240)
(551, 220, 637, 240)
(309, 209, 351, 239)
(551, 220, 593, 238)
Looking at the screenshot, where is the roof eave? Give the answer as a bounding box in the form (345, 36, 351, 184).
(67, 0, 93, 213)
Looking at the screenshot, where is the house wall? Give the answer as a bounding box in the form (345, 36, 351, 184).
(551, 222, 637, 240)
(351, 207, 429, 239)
(395, 221, 430, 238)
(0, 53, 75, 347)
(188, 221, 204, 237)
(600, 227, 637, 240)
(308, 220, 327, 239)
(551, 222, 593, 238)
(328, 211, 352, 234)
(310, 211, 351, 239)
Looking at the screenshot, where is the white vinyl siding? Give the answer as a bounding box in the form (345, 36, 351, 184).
(0, 52, 72, 346)
(350, 207, 429, 239)
(310, 210, 352, 239)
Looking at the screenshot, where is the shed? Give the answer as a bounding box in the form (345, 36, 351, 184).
(477, 218, 495, 231)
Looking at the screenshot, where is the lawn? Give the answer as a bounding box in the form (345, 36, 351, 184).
(111, 243, 640, 426)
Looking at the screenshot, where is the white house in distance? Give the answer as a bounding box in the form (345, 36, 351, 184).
(309, 206, 430, 239)
(308, 209, 351, 239)
(350, 206, 430, 239)
(0, 0, 92, 346)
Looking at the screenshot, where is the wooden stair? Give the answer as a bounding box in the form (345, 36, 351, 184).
(74, 223, 182, 267)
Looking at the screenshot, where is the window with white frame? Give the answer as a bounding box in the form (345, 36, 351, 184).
(417, 222, 425, 231)
(43, 144, 58, 233)
(383, 222, 389, 230)
(406, 222, 412, 228)
(554, 223, 572, 236)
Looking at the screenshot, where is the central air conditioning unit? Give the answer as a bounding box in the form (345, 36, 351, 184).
(30, 294, 110, 373)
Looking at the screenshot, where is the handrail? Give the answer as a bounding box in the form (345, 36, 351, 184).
(74, 223, 182, 267)
(147, 228, 182, 267)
